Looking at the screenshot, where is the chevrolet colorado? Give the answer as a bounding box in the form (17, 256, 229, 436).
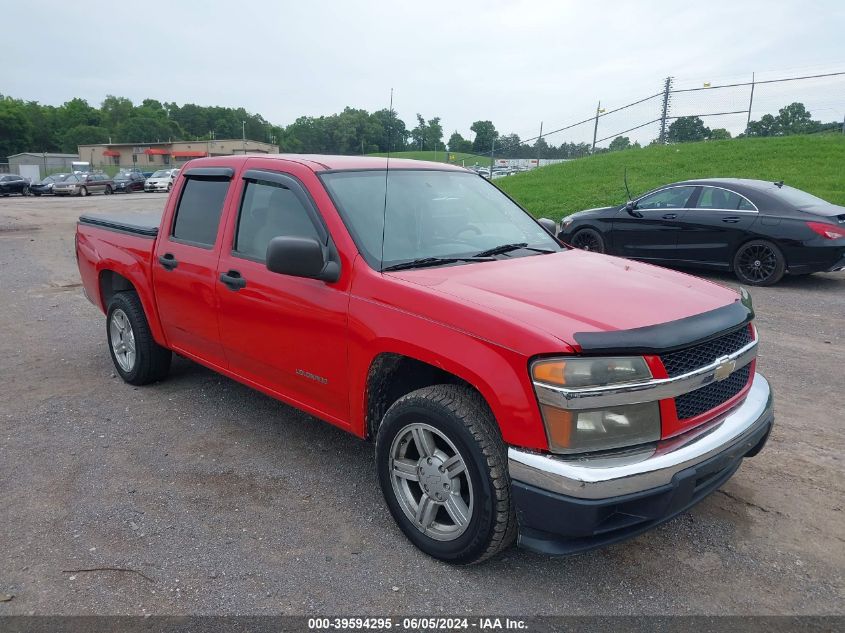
(76, 155, 773, 564)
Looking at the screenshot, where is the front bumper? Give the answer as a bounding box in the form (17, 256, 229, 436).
(508, 373, 773, 554)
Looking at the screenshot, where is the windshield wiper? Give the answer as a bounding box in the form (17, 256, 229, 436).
(472, 242, 555, 257)
(382, 256, 494, 272)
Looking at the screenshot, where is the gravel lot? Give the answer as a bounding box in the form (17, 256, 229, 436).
(0, 193, 842, 616)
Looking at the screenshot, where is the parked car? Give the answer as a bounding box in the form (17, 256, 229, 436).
(113, 172, 146, 193)
(53, 173, 114, 196)
(559, 178, 845, 286)
(30, 173, 70, 196)
(76, 155, 773, 563)
(144, 168, 179, 192)
(0, 174, 31, 196)
(142, 171, 154, 179)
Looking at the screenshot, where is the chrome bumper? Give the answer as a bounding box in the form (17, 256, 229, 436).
(509, 373, 773, 500)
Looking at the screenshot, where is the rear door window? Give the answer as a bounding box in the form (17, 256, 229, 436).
(171, 177, 230, 247)
(696, 187, 753, 211)
(637, 186, 697, 210)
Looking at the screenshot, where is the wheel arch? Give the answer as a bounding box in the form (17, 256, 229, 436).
(96, 266, 168, 347)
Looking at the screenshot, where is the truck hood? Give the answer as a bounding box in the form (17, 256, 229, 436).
(387, 249, 739, 349)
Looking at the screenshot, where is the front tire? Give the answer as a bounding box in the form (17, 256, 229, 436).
(104, 185, 113, 195)
(107, 292, 172, 385)
(733, 240, 785, 286)
(78, 186, 88, 197)
(375, 385, 516, 564)
(570, 227, 606, 253)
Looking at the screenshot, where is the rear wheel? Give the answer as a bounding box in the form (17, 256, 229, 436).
(22, 185, 30, 196)
(733, 240, 785, 286)
(570, 227, 606, 253)
(104, 185, 113, 195)
(107, 291, 171, 385)
(375, 385, 516, 564)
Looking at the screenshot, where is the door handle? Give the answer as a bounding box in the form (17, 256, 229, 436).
(721, 216, 741, 223)
(219, 270, 247, 291)
(661, 213, 677, 220)
(158, 253, 178, 270)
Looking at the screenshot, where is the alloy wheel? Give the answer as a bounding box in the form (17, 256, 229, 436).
(388, 422, 474, 541)
(738, 244, 777, 283)
(109, 308, 136, 372)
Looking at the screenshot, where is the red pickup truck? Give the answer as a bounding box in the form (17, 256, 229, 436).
(76, 155, 774, 564)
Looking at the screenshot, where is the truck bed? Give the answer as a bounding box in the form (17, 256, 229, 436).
(78, 210, 162, 237)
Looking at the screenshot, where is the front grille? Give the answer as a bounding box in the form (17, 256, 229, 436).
(674, 364, 750, 419)
(660, 326, 752, 378)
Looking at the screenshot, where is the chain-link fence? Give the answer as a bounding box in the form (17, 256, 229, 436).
(482, 66, 845, 163)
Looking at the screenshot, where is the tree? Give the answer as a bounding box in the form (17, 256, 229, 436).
(776, 102, 815, 135)
(608, 136, 631, 151)
(497, 133, 522, 157)
(667, 116, 711, 143)
(426, 117, 444, 150)
(371, 108, 409, 152)
(447, 131, 472, 153)
(100, 95, 134, 131)
(470, 120, 498, 153)
(61, 125, 110, 153)
(0, 97, 34, 157)
(115, 117, 176, 143)
(709, 128, 732, 140)
(746, 113, 781, 137)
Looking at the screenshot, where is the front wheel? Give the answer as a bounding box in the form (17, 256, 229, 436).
(570, 227, 606, 253)
(107, 291, 172, 385)
(375, 385, 516, 564)
(733, 240, 785, 286)
(78, 186, 88, 197)
(104, 185, 113, 195)
(22, 185, 31, 196)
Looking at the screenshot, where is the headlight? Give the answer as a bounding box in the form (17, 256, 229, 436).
(560, 215, 575, 228)
(532, 357, 660, 454)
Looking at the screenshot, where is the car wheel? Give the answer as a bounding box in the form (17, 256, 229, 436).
(22, 185, 30, 196)
(375, 384, 516, 564)
(78, 186, 88, 197)
(570, 227, 606, 253)
(104, 186, 113, 195)
(107, 292, 172, 386)
(733, 240, 786, 286)
(167, 183, 172, 193)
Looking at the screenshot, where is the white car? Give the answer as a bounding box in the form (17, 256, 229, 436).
(144, 169, 180, 193)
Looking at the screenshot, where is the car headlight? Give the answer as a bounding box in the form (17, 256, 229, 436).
(560, 215, 575, 228)
(531, 357, 660, 453)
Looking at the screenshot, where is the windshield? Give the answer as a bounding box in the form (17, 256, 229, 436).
(64, 175, 80, 183)
(151, 170, 170, 178)
(321, 169, 559, 269)
(772, 184, 832, 209)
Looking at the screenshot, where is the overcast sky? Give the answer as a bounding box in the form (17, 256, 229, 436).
(3, 0, 844, 147)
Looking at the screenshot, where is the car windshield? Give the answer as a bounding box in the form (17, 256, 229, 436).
(321, 169, 560, 269)
(151, 170, 170, 178)
(772, 184, 833, 209)
(64, 175, 80, 183)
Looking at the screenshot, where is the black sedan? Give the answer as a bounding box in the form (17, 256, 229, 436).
(0, 174, 31, 196)
(559, 178, 845, 285)
(112, 172, 146, 193)
(30, 173, 70, 196)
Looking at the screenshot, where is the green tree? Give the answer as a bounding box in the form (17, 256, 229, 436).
(746, 113, 780, 137)
(372, 108, 409, 152)
(447, 131, 472, 153)
(667, 116, 711, 143)
(61, 125, 109, 153)
(0, 98, 34, 157)
(470, 120, 498, 153)
(709, 128, 732, 140)
(608, 136, 631, 151)
(776, 102, 815, 135)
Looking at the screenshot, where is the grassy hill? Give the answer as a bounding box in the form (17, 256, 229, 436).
(368, 150, 491, 167)
(495, 135, 845, 221)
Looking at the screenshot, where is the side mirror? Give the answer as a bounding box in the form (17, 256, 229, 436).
(625, 200, 643, 218)
(537, 217, 557, 236)
(266, 236, 340, 282)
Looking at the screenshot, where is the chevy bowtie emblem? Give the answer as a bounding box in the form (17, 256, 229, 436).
(713, 356, 736, 382)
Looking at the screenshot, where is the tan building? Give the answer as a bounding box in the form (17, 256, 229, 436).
(78, 139, 279, 169)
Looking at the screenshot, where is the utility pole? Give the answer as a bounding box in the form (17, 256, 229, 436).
(591, 102, 601, 152)
(537, 121, 543, 166)
(658, 76, 673, 144)
(242, 120, 246, 153)
(746, 72, 756, 132)
(490, 139, 495, 174)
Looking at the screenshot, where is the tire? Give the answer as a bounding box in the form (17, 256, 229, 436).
(106, 291, 172, 386)
(79, 186, 88, 197)
(375, 384, 516, 564)
(22, 185, 30, 196)
(733, 240, 785, 286)
(570, 227, 606, 253)
(104, 185, 113, 195)
(167, 183, 172, 193)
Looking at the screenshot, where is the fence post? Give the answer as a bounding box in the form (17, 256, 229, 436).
(537, 121, 543, 166)
(746, 72, 756, 131)
(591, 101, 601, 152)
(658, 76, 673, 144)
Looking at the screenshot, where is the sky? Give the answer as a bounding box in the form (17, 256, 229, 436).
(3, 0, 844, 148)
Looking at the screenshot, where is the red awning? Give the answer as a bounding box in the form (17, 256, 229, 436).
(144, 148, 170, 155)
(102, 150, 120, 157)
(172, 151, 207, 158)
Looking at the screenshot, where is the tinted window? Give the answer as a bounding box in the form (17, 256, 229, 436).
(171, 178, 230, 246)
(696, 187, 750, 210)
(637, 186, 697, 210)
(235, 179, 321, 261)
